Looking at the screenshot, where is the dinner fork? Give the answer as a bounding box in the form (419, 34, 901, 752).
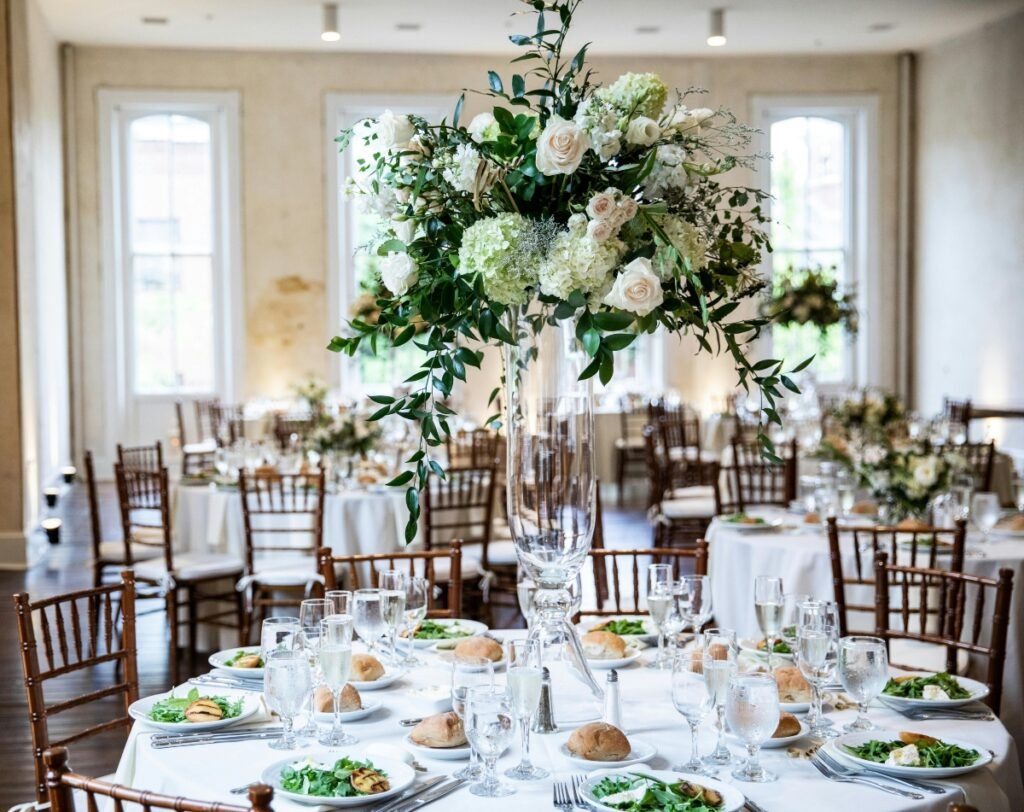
(896, 707, 994, 721)
(553, 780, 574, 812)
(571, 774, 590, 809)
(816, 748, 947, 794)
(809, 753, 924, 798)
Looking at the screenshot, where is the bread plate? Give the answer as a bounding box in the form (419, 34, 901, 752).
(730, 718, 807, 749)
(829, 730, 993, 778)
(877, 673, 989, 710)
(313, 698, 383, 723)
(738, 638, 794, 662)
(208, 647, 265, 679)
(559, 737, 656, 770)
(350, 667, 408, 691)
(586, 647, 644, 670)
(578, 616, 659, 645)
(129, 688, 260, 733)
(403, 734, 471, 761)
(402, 618, 488, 649)
(432, 646, 506, 671)
(779, 699, 811, 714)
(716, 514, 782, 532)
(260, 753, 414, 807)
(579, 769, 744, 812)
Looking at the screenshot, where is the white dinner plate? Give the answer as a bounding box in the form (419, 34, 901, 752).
(313, 698, 383, 723)
(208, 647, 265, 679)
(432, 647, 506, 671)
(129, 689, 260, 732)
(830, 731, 992, 778)
(779, 700, 811, 714)
(579, 617, 659, 645)
(716, 516, 783, 532)
(585, 648, 644, 670)
(579, 769, 744, 812)
(350, 667, 408, 691)
(738, 638, 795, 663)
(403, 734, 471, 761)
(991, 523, 1024, 539)
(731, 719, 808, 749)
(261, 753, 414, 807)
(402, 618, 488, 649)
(878, 673, 989, 709)
(559, 737, 657, 770)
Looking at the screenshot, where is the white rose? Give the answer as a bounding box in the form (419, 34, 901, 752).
(587, 219, 615, 242)
(379, 252, 419, 295)
(468, 112, 499, 143)
(913, 456, 938, 489)
(535, 115, 590, 176)
(567, 213, 588, 235)
(617, 197, 639, 223)
(586, 190, 618, 221)
(625, 116, 661, 146)
(603, 257, 664, 316)
(595, 135, 622, 161)
(671, 106, 715, 133)
(863, 444, 885, 466)
(390, 218, 416, 244)
(375, 110, 415, 150)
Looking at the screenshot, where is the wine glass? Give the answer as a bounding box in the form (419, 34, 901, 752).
(264, 649, 312, 750)
(646, 564, 674, 669)
(401, 577, 428, 665)
(298, 599, 331, 738)
(702, 628, 738, 766)
(754, 576, 784, 670)
(670, 651, 716, 776)
(465, 686, 516, 798)
(838, 636, 889, 732)
(260, 616, 299, 661)
(836, 469, 856, 516)
(516, 575, 538, 630)
(781, 592, 810, 655)
(378, 570, 407, 664)
(796, 623, 839, 739)
(1014, 475, 1024, 514)
(352, 589, 386, 653)
(325, 590, 352, 616)
(318, 614, 356, 746)
(504, 638, 547, 780)
(971, 492, 1001, 541)
(452, 657, 494, 781)
(726, 674, 780, 782)
(679, 574, 712, 633)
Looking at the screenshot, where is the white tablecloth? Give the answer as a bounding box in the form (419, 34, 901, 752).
(707, 509, 1024, 769)
(114, 631, 1022, 812)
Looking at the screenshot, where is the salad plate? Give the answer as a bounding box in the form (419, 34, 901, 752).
(261, 754, 414, 807)
(208, 647, 265, 678)
(129, 687, 259, 732)
(350, 667, 408, 691)
(830, 730, 992, 778)
(579, 769, 744, 812)
(878, 672, 989, 709)
(579, 617, 659, 645)
(738, 637, 794, 662)
(313, 698, 383, 723)
(715, 513, 782, 532)
(403, 735, 471, 761)
(559, 738, 657, 770)
(402, 618, 487, 648)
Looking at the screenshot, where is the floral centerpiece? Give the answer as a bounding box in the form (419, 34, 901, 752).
(308, 413, 381, 459)
(861, 444, 966, 521)
(762, 266, 857, 335)
(817, 388, 906, 466)
(330, 0, 805, 541)
(294, 379, 329, 415)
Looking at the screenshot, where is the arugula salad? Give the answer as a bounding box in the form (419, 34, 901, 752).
(721, 513, 766, 525)
(596, 619, 648, 636)
(412, 620, 473, 640)
(845, 738, 979, 768)
(224, 649, 264, 668)
(591, 774, 724, 811)
(280, 757, 390, 797)
(883, 672, 971, 700)
(148, 688, 244, 723)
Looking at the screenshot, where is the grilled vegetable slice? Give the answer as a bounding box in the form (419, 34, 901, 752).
(350, 768, 390, 794)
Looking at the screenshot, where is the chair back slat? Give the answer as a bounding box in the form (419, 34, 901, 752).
(239, 469, 326, 574)
(194, 398, 220, 442)
(423, 466, 495, 560)
(723, 437, 796, 512)
(956, 440, 996, 491)
(446, 429, 503, 468)
(116, 440, 164, 473)
(212, 403, 246, 447)
(581, 542, 708, 617)
(273, 414, 316, 449)
(115, 464, 174, 572)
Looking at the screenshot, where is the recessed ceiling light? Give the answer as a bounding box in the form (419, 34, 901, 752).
(322, 3, 340, 42)
(869, 22, 895, 32)
(396, 22, 422, 32)
(635, 25, 660, 34)
(707, 9, 726, 47)
(141, 16, 168, 25)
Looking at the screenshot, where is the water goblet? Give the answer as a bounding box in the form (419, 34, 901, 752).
(838, 636, 889, 732)
(679, 574, 712, 633)
(318, 614, 356, 746)
(401, 577, 428, 665)
(726, 674, 780, 782)
(466, 686, 516, 798)
(379, 570, 407, 664)
(754, 576, 784, 671)
(264, 649, 312, 750)
(504, 638, 547, 780)
(452, 657, 494, 781)
(352, 589, 386, 653)
(670, 651, 716, 776)
(646, 564, 674, 669)
(325, 590, 352, 616)
(702, 628, 738, 766)
(971, 492, 1001, 541)
(260, 616, 299, 661)
(796, 624, 839, 739)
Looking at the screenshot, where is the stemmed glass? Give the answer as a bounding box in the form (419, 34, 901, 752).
(264, 649, 312, 750)
(780, 593, 810, 656)
(646, 564, 674, 669)
(670, 651, 716, 776)
(971, 492, 1001, 541)
(401, 577, 428, 665)
(352, 589, 386, 654)
(702, 628, 738, 766)
(465, 686, 516, 798)
(754, 576, 784, 671)
(797, 599, 840, 736)
(260, 616, 299, 661)
(318, 614, 356, 746)
(379, 570, 407, 664)
(679, 574, 712, 634)
(325, 590, 352, 616)
(504, 638, 547, 780)
(298, 599, 331, 738)
(838, 636, 889, 732)
(516, 575, 538, 630)
(796, 624, 839, 739)
(451, 658, 494, 781)
(726, 674, 780, 783)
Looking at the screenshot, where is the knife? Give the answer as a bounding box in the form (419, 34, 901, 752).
(372, 776, 446, 812)
(150, 730, 283, 749)
(393, 778, 467, 812)
(150, 726, 282, 742)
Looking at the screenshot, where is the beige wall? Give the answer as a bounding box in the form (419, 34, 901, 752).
(915, 11, 1024, 456)
(67, 45, 901, 454)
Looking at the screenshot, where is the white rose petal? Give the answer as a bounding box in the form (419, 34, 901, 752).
(625, 116, 661, 146)
(375, 110, 415, 151)
(390, 218, 416, 244)
(587, 219, 615, 243)
(567, 213, 588, 234)
(379, 252, 419, 296)
(617, 198, 639, 223)
(535, 115, 590, 176)
(603, 257, 664, 317)
(586, 190, 618, 221)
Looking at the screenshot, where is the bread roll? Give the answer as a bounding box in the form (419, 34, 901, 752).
(351, 653, 385, 681)
(314, 683, 362, 713)
(851, 500, 878, 515)
(896, 518, 930, 531)
(899, 730, 939, 746)
(996, 514, 1024, 531)
(582, 630, 626, 660)
(687, 642, 729, 675)
(409, 712, 467, 748)
(453, 636, 503, 663)
(803, 512, 821, 524)
(772, 711, 801, 738)
(774, 666, 812, 703)
(566, 722, 631, 762)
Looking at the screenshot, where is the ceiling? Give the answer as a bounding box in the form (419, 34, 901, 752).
(38, 0, 1024, 55)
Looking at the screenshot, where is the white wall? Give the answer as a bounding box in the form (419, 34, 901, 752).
(914, 10, 1024, 457)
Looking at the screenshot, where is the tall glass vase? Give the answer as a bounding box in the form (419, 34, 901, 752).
(503, 308, 603, 699)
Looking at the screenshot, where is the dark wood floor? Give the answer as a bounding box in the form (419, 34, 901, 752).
(0, 479, 652, 807)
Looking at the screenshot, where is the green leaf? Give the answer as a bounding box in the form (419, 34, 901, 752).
(404, 518, 418, 544)
(604, 333, 637, 351)
(598, 353, 614, 386)
(493, 106, 516, 132)
(368, 395, 395, 405)
(791, 355, 815, 373)
(488, 71, 504, 94)
(405, 486, 420, 514)
(512, 74, 525, 98)
(387, 471, 414, 487)
(376, 238, 405, 256)
(452, 93, 465, 128)
(582, 328, 601, 357)
(593, 311, 636, 331)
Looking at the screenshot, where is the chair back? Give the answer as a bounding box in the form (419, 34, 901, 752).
(84, 449, 107, 566)
(212, 403, 246, 446)
(657, 406, 703, 460)
(724, 437, 796, 511)
(114, 464, 174, 571)
(44, 746, 274, 812)
(272, 413, 316, 449)
(618, 398, 649, 447)
(175, 401, 191, 446)
(943, 397, 972, 426)
(194, 398, 220, 442)
(238, 468, 326, 575)
(874, 552, 1012, 714)
(116, 440, 164, 472)
(14, 572, 139, 802)
(959, 440, 996, 491)
(582, 542, 708, 618)
(828, 518, 966, 636)
(423, 466, 495, 560)
(446, 429, 503, 468)
(318, 542, 463, 618)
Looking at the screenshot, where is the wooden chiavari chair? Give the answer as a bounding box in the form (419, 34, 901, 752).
(175, 401, 218, 476)
(657, 404, 708, 465)
(44, 747, 275, 812)
(272, 413, 316, 450)
(116, 440, 164, 472)
(958, 440, 996, 491)
(722, 436, 796, 512)
(238, 468, 326, 642)
(614, 397, 648, 506)
(194, 398, 220, 443)
(874, 552, 1013, 714)
(13, 571, 138, 803)
(943, 397, 973, 427)
(212, 403, 246, 447)
(827, 517, 967, 637)
(116, 464, 244, 683)
(318, 542, 463, 618)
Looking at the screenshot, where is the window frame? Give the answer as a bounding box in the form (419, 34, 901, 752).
(751, 94, 879, 392)
(98, 89, 243, 424)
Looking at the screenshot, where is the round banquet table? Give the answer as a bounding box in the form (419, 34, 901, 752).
(113, 631, 1022, 811)
(707, 507, 1024, 770)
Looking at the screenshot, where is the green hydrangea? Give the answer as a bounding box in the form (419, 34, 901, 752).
(537, 229, 625, 301)
(653, 215, 708, 279)
(601, 72, 669, 119)
(458, 214, 537, 305)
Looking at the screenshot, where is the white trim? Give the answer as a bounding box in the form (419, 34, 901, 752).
(97, 89, 243, 443)
(750, 93, 880, 391)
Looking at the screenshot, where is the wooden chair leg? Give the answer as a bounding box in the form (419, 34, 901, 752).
(237, 587, 249, 646)
(616, 449, 625, 507)
(187, 586, 199, 678)
(166, 587, 180, 685)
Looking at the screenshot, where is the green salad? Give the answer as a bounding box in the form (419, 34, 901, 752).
(596, 619, 648, 636)
(148, 688, 244, 723)
(280, 757, 390, 798)
(845, 738, 979, 768)
(591, 774, 724, 811)
(759, 638, 791, 654)
(413, 620, 473, 640)
(883, 672, 971, 699)
(722, 513, 766, 525)
(224, 649, 264, 668)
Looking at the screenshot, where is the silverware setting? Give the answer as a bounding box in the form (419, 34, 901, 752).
(189, 675, 263, 692)
(896, 707, 995, 722)
(816, 748, 947, 795)
(553, 778, 575, 812)
(387, 777, 467, 812)
(149, 728, 283, 749)
(370, 775, 446, 812)
(809, 752, 924, 799)
(398, 717, 424, 727)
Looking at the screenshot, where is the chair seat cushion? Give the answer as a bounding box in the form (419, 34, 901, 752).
(431, 553, 485, 581)
(889, 638, 971, 676)
(668, 447, 720, 463)
(614, 437, 645, 450)
(668, 485, 716, 501)
(247, 557, 320, 587)
(660, 496, 717, 519)
(485, 540, 519, 566)
(97, 539, 164, 562)
(183, 440, 217, 454)
(136, 552, 244, 582)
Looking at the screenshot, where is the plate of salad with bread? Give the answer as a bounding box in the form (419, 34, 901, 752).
(832, 730, 991, 778)
(878, 672, 989, 709)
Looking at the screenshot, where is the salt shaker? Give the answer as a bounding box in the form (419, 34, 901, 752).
(532, 666, 558, 733)
(602, 669, 622, 729)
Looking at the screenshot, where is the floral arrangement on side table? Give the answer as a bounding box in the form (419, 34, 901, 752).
(762, 266, 857, 335)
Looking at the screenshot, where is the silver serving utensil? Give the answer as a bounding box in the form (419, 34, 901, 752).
(371, 775, 446, 812)
(230, 782, 258, 795)
(150, 726, 282, 742)
(391, 777, 467, 812)
(398, 717, 424, 727)
(817, 748, 947, 794)
(189, 677, 263, 692)
(744, 801, 769, 812)
(898, 708, 994, 721)
(809, 753, 924, 799)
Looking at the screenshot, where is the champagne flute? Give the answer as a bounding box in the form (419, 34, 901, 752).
(326, 590, 352, 616)
(754, 576, 784, 671)
(379, 570, 407, 664)
(1014, 475, 1024, 514)
(796, 624, 839, 739)
(298, 599, 331, 738)
(318, 614, 356, 746)
(646, 564, 674, 669)
(264, 649, 312, 750)
(260, 616, 299, 661)
(663, 580, 687, 657)
(780, 592, 810, 655)
(516, 576, 538, 630)
(401, 577, 428, 665)
(726, 674, 780, 782)
(452, 657, 494, 781)
(702, 628, 738, 766)
(352, 589, 386, 653)
(797, 599, 840, 734)
(504, 638, 547, 780)
(838, 636, 889, 732)
(466, 686, 516, 798)
(670, 651, 716, 776)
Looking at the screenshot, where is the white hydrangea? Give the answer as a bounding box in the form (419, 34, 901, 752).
(537, 229, 625, 301)
(652, 215, 709, 279)
(458, 213, 538, 305)
(468, 112, 500, 143)
(574, 97, 623, 162)
(643, 144, 692, 199)
(441, 143, 484, 194)
(600, 73, 669, 119)
(355, 183, 399, 220)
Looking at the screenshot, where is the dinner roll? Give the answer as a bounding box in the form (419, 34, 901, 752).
(566, 722, 631, 762)
(351, 653, 385, 682)
(851, 500, 878, 515)
(996, 514, 1024, 531)
(895, 517, 930, 531)
(687, 642, 729, 675)
(314, 683, 362, 713)
(803, 512, 821, 524)
(899, 731, 939, 746)
(453, 636, 503, 663)
(409, 712, 467, 748)
(774, 666, 812, 703)
(772, 711, 801, 738)
(582, 630, 627, 660)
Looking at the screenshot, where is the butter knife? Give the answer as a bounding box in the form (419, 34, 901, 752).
(150, 730, 283, 748)
(393, 778, 467, 812)
(372, 776, 446, 812)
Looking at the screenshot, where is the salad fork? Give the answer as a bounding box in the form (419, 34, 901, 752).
(809, 753, 924, 798)
(816, 748, 947, 794)
(553, 780, 574, 812)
